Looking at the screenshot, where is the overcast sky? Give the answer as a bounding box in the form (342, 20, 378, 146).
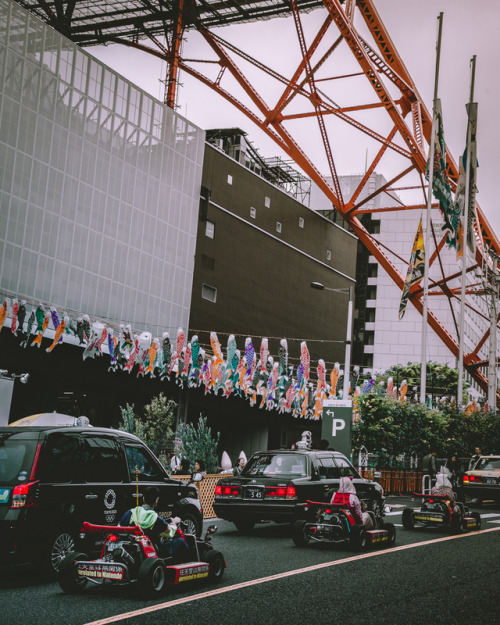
(91, 0, 500, 237)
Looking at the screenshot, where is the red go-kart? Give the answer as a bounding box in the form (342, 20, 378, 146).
(402, 493, 481, 533)
(58, 521, 225, 597)
(292, 500, 396, 551)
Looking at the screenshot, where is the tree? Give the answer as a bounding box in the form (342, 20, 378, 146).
(178, 415, 220, 473)
(119, 393, 176, 467)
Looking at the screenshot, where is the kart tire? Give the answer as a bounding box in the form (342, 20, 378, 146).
(451, 513, 463, 534)
(349, 526, 367, 551)
(204, 549, 225, 583)
(138, 558, 167, 597)
(402, 508, 415, 530)
(292, 520, 310, 548)
(58, 552, 88, 594)
(234, 518, 255, 534)
(44, 529, 77, 577)
(182, 512, 201, 537)
(471, 512, 481, 531)
(381, 523, 396, 546)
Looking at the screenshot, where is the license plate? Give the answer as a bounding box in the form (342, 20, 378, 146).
(485, 478, 497, 485)
(246, 487, 263, 499)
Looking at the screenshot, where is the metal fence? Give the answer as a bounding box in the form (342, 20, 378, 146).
(359, 468, 423, 494)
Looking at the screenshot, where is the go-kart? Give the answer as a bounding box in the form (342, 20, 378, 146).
(402, 493, 481, 533)
(58, 521, 225, 597)
(292, 500, 396, 551)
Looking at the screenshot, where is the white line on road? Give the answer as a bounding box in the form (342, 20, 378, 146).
(83, 526, 500, 625)
(478, 513, 500, 518)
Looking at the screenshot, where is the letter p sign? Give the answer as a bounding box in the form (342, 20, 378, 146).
(332, 419, 345, 436)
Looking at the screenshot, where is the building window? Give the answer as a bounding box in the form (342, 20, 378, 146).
(202, 284, 217, 303)
(366, 285, 377, 300)
(250, 207, 256, 219)
(368, 264, 378, 278)
(276, 222, 282, 233)
(205, 220, 215, 239)
(366, 308, 376, 323)
(264, 196, 270, 208)
(298, 217, 304, 228)
(227, 174, 233, 185)
(201, 254, 215, 270)
(326, 250, 331, 261)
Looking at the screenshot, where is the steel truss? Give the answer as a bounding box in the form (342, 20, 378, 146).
(15, 0, 499, 403)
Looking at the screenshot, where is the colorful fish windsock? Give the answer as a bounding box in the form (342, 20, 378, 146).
(46, 315, 68, 352)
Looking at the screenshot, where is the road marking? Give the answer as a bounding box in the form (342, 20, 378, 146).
(478, 513, 500, 518)
(487, 519, 500, 524)
(83, 527, 500, 625)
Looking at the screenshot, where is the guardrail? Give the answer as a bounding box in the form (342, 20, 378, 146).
(359, 468, 423, 494)
(174, 469, 424, 519)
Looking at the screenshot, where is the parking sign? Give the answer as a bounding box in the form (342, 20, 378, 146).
(321, 399, 353, 458)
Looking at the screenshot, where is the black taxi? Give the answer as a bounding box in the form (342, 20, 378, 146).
(213, 448, 385, 532)
(0, 426, 202, 574)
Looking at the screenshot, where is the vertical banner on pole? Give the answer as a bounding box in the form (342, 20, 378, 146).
(321, 399, 353, 458)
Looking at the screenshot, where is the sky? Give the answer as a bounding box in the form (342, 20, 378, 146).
(90, 0, 500, 237)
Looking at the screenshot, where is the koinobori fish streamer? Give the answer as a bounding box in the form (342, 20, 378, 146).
(0, 296, 376, 419)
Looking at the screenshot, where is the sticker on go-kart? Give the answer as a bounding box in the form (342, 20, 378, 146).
(0, 489, 10, 503)
(169, 562, 209, 584)
(414, 513, 444, 523)
(77, 562, 126, 581)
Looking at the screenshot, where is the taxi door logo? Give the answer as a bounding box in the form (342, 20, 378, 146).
(104, 489, 117, 523)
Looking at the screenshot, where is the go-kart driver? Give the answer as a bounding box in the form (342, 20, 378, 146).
(430, 469, 460, 515)
(331, 476, 375, 530)
(119, 485, 188, 558)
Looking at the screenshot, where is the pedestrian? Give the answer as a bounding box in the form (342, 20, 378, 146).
(190, 459, 206, 485)
(233, 456, 246, 476)
(468, 447, 482, 470)
(448, 454, 461, 488)
(422, 450, 437, 486)
(173, 458, 191, 475)
(170, 451, 184, 473)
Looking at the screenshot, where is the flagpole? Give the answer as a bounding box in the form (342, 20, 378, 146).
(457, 55, 477, 408)
(420, 12, 444, 406)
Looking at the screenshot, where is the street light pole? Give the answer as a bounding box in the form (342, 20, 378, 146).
(311, 282, 355, 399)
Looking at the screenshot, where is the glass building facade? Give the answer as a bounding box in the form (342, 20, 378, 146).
(0, 0, 205, 335)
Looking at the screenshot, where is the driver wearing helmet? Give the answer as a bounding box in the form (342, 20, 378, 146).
(431, 469, 460, 515)
(119, 485, 188, 558)
(331, 476, 374, 530)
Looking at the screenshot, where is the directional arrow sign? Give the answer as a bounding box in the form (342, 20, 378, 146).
(321, 399, 353, 458)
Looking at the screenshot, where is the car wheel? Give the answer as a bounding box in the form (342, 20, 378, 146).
(45, 530, 77, 576)
(292, 520, 310, 547)
(138, 558, 167, 597)
(471, 512, 481, 531)
(402, 508, 415, 530)
(204, 549, 225, 583)
(182, 512, 201, 537)
(58, 552, 88, 594)
(381, 523, 396, 546)
(234, 518, 255, 534)
(349, 526, 367, 551)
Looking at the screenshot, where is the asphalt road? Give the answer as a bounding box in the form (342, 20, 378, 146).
(0, 498, 498, 625)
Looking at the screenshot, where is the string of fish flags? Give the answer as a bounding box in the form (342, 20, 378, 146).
(0, 296, 408, 419)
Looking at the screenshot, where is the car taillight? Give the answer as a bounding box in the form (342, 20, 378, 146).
(108, 534, 118, 542)
(265, 486, 297, 499)
(10, 481, 38, 508)
(463, 475, 469, 484)
(215, 484, 241, 497)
